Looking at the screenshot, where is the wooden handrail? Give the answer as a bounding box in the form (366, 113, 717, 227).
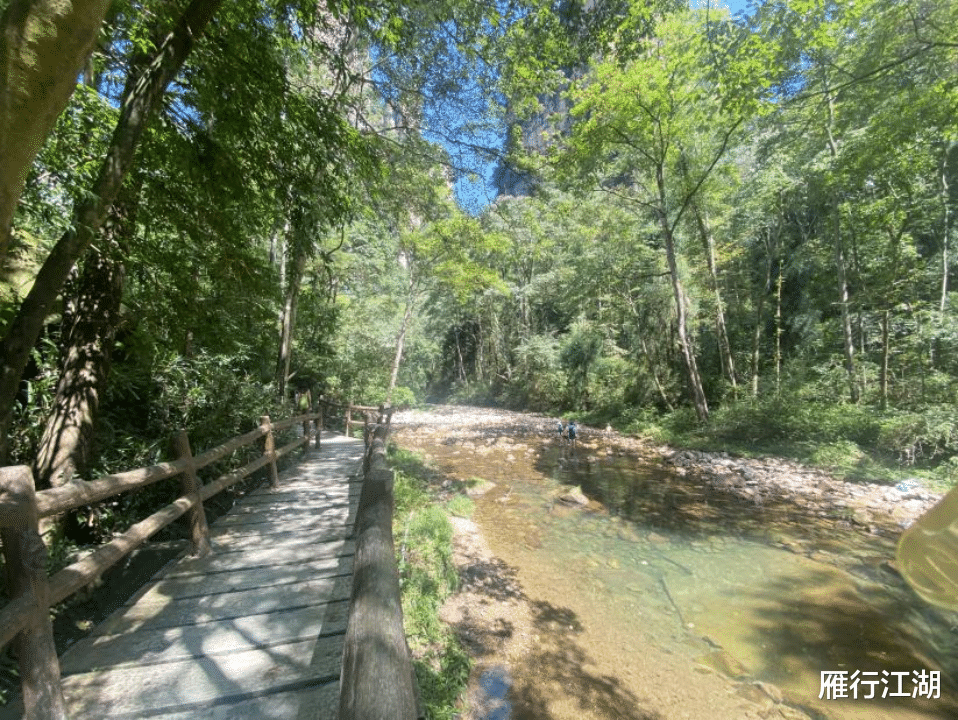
(34, 424, 268, 519)
(319, 398, 383, 413)
(0, 466, 67, 718)
(339, 410, 418, 720)
(0, 404, 344, 719)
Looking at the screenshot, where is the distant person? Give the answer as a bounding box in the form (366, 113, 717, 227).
(567, 420, 578, 449)
(556, 419, 565, 442)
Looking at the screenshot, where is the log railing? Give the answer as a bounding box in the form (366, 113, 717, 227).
(0, 410, 323, 720)
(338, 406, 421, 720)
(319, 397, 385, 439)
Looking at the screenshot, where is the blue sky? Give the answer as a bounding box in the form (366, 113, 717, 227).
(698, 0, 751, 15)
(448, 0, 757, 214)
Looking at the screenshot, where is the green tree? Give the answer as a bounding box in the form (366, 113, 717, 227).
(559, 9, 766, 421)
(0, 0, 223, 462)
(0, 0, 112, 256)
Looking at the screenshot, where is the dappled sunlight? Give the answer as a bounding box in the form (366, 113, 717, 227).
(19, 438, 366, 719)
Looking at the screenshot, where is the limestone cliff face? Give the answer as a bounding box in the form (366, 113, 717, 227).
(493, 83, 575, 198)
(492, 0, 620, 198)
(492, 0, 681, 199)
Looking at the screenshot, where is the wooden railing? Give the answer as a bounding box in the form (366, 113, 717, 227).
(0, 410, 323, 719)
(338, 406, 421, 720)
(319, 397, 388, 438)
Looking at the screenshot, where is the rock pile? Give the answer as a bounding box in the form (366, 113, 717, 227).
(663, 448, 941, 534)
(394, 404, 944, 536)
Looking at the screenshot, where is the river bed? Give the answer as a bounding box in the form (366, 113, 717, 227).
(392, 406, 958, 720)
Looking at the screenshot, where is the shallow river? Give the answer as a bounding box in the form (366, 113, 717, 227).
(394, 415, 958, 720)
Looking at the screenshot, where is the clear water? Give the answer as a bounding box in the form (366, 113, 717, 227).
(402, 433, 958, 720)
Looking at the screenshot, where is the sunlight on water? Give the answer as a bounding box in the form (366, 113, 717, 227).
(492, 447, 957, 719)
(399, 430, 958, 719)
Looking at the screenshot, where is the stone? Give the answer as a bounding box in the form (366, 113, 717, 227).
(753, 681, 784, 703)
(557, 486, 589, 506)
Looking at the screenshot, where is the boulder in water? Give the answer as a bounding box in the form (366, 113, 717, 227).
(557, 486, 589, 506)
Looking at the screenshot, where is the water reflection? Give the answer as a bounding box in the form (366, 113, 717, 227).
(399, 428, 958, 719)
(477, 667, 512, 720)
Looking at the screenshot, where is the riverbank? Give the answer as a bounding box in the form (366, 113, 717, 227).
(393, 404, 942, 538)
(391, 404, 957, 720)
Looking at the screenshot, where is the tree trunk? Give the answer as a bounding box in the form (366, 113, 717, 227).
(691, 197, 736, 396)
(880, 309, 890, 412)
(751, 234, 774, 398)
(660, 222, 708, 421)
(639, 333, 673, 411)
(940, 142, 957, 313)
(822, 79, 859, 404)
(775, 262, 783, 395)
(386, 280, 416, 405)
(0, 0, 112, 259)
(834, 207, 860, 403)
(33, 189, 135, 490)
(655, 168, 708, 421)
(455, 329, 466, 381)
(0, 0, 222, 462)
(276, 248, 306, 399)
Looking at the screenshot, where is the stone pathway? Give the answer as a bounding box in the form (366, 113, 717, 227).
(2, 432, 364, 720)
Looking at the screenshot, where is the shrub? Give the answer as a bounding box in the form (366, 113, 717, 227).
(390, 449, 470, 719)
(878, 406, 958, 465)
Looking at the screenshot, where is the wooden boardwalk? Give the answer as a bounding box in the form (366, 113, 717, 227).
(3, 432, 365, 720)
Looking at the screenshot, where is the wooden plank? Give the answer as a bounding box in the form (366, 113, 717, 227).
(212, 512, 352, 533)
(164, 538, 355, 576)
(123, 679, 340, 720)
(208, 530, 353, 552)
(13, 437, 368, 720)
(60, 634, 344, 717)
(93, 565, 354, 639)
(243, 487, 359, 503)
(222, 498, 349, 514)
(60, 601, 350, 674)
(131, 562, 353, 601)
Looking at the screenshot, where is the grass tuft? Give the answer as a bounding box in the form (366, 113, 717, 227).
(390, 445, 471, 718)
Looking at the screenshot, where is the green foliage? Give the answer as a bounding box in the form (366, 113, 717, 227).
(390, 447, 470, 718)
(7, 337, 59, 465)
(46, 349, 297, 544)
(398, 504, 457, 645)
(877, 407, 958, 465)
(0, 645, 17, 708)
(809, 440, 869, 477)
(445, 379, 497, 407)
(501, 333, 565, 411)
(445, 494, 474, 519)
(414, 643, 472, 720)
(559, 321, 604, 408)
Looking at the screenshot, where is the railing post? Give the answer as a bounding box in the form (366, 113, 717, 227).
(316, 403, 323, 449)
(338, 427, 418, 720)
(260, 415, 279, 488)
(173, 430, 211, 557)
(0, 466, 67, 720)
(345, 401, 353, 437)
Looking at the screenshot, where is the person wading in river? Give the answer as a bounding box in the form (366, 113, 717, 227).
(567, 420, 578, 451)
